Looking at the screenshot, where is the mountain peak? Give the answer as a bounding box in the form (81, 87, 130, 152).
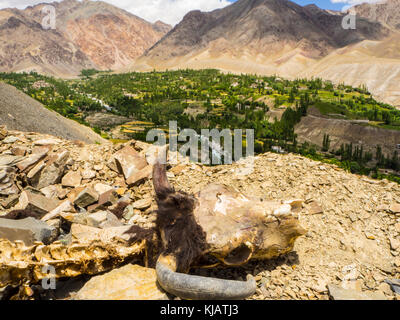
(143, 0, 388, 62)
(0, 0, 171, 75)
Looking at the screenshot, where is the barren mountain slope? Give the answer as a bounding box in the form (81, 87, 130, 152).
(301, 34, 400, 107)
(142, 0, 386, 61)
(0, 8, 94, 77)
(134, 0, 400, 106)
(295, 113, 400, 155)
(0, 130, 398, 300)
(354, 0, 400, 30)
(0, 82, 106, 144)
(0, 0, 171, 75)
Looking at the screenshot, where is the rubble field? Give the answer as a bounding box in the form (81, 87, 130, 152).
(0, 126, 399, 300)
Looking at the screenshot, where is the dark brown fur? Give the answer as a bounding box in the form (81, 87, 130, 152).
(153, 162, 208, 273)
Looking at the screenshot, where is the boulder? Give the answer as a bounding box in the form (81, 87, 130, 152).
(132, 198, 152, 211)
(41, 200, 74, 222)
(0, 167, 19, 197)
(87, 189, 118, 212)
(0, 155, 23, 167)
(28, 150, 70, 189)
(86, 211, 109, 228)
(93, 183, 113, 195)
(11, 147, 27, 156)
(81, 168, 96, 180)
(33, 138, 62, 146)
(126, 165, 152, 187)
(122, 205, 138, 221)
(67, 187, 85, 203)
(0, 183, 19, 197)
(40, 185, 61, 199)
(327, 284, 387, 300)
(16, 149, 49, 172)
(73, 188, 99, 208)
(0, 217, 57, 245)
(62, 171, 82, 188)
(74, 264, 168, 300)
(0, 194, 19, 209)
(389, 237, 400, 251)
(87, 211, 123, 228)
(308, 201, 323, 215)
(17, 190, 60, 217)
(70, 224, 145, 243)
(64, 210, 123, 229)
(389, 203, 400, 214)
(112, 146, 147, 180)
(2, 136, 18, 144)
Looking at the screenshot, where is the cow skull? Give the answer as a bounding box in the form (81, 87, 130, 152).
(153, 161, 306, 300)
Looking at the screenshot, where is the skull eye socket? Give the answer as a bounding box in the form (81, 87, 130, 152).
(223, 244, 253, 266)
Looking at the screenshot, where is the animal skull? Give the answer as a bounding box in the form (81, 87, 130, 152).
(0, 161, 306, 301)
(153, 161, 306, 300)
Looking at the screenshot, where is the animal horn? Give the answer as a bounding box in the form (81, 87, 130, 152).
(153, 160, 173, 196)
(156, 255, 257, 300)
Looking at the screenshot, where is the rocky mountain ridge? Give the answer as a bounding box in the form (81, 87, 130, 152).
(0, 0, 171, 76)
(354, 0, 400, 30)
(143, 0, 387, 60)
(135, 0, 400, 107)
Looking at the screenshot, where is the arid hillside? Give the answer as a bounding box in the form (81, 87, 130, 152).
(0, 0, 171, 76)
(134, 0, 400, 107)
(0, 82, 105, 144)
(141, 0, 386, 61)
(354, 0, 400, 30)
(295, 109, 400, 156)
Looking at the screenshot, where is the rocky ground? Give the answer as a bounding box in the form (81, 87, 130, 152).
(0, 126, 399, 300)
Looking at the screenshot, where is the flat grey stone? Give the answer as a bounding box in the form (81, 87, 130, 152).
(328, 284, 387, 300)
(385, 279, 400, 294)
(0, 217, 57, 245)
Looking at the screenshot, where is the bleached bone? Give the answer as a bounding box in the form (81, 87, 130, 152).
(153, 161, 306, 300)
(0, 236, 146, 287)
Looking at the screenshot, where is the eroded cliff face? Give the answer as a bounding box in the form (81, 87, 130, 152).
(62, 13, 167, 70)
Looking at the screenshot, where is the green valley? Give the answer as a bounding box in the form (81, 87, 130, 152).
(1, 69, 400, 182)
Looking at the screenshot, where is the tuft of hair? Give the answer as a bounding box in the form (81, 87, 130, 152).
(153, 162, 208, 273)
